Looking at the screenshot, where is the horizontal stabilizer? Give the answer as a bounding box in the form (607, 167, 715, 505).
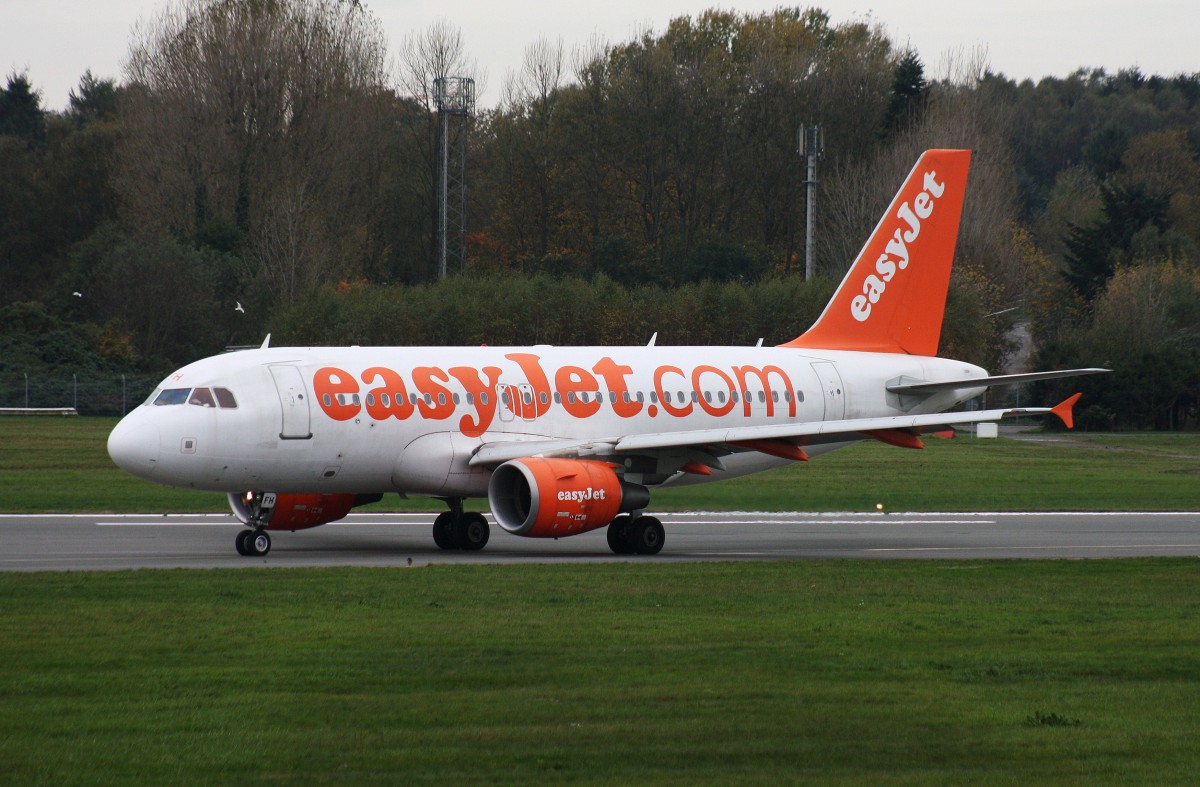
(886, 368, 1109, 394)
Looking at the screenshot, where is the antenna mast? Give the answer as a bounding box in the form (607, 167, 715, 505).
(435, 77, 475, 279)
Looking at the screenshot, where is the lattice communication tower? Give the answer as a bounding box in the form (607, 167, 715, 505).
(435, 77, 475, 278)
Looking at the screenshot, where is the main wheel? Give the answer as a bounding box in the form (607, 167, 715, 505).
(630, 516, 665, 555)
(607, 515, 634, 555)
(454, 512, 490, 551)
(432, 512, 457, 550)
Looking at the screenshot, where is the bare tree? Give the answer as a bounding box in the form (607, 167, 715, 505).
(395, 19, 479, 109)
(118, 0, 393, 301)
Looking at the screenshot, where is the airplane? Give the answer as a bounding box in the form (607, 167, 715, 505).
(106, 149, 1107, 557)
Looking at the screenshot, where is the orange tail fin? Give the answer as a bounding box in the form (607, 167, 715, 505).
(781, 149, 972, 356)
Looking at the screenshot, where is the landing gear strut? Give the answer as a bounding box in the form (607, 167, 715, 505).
(607, 514, 665, 555)
(432, 499, 490, 551)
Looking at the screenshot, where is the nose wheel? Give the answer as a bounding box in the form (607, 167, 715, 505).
(235, 528, 271, 557)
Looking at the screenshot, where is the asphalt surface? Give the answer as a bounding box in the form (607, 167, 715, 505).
(2, 510, 1199, 571)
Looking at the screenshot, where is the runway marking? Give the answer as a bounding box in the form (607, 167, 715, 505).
(661, 519, 994, 526)
(868, 544, 1200, 553)
(90, 518, 998, 528)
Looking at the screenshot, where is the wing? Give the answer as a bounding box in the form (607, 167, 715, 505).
(469, 394, 1083, 473)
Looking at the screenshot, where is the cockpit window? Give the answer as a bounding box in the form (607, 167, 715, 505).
(153, 388, 191, 406)
(214, 387, 238, 409)
(189, 388, 216, 408)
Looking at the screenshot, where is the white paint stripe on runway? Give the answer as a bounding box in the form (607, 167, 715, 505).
(4, 510, 1196, 520)
(660, 519, 995, 526)
(868, 544, 1200, 553)
(90, 518, 999, 528)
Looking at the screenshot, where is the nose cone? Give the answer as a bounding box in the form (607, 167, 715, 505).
(107, 416, 161, 479)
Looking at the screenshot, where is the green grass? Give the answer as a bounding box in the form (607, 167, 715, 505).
(2, 418, 1198, 513)
(2, 560, 1199, 784)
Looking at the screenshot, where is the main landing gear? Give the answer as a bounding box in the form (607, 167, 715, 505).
(432, 499, 491, 551)
(235, 528, 271, 557)
(607, 514, 665, 555)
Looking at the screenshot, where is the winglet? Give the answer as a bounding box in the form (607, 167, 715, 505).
(1050, 393, 1083, 430)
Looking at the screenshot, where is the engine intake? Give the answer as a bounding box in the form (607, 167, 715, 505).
(488, 457, 650, 538)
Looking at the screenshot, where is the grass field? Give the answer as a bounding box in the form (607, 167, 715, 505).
(1, 417, 1199, 513)
(2, 560, 1199, 784)
(3, 418, 1200, 782)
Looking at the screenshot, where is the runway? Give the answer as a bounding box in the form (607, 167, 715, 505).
(2, 510, 1199, 571)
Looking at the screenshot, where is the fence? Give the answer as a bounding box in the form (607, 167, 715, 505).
(0, 373, 165, 417)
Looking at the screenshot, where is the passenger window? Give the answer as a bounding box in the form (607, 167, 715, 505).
(188, 388, 216, 408)
(154, 388, 191, 406)
(214, 387, 238, 408)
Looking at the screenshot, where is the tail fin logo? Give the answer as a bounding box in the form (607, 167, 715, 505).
(850, 169, 947, 323)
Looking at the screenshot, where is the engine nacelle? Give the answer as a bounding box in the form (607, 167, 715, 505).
(488, 457, 650, 538)
(228, 491, 367, 531)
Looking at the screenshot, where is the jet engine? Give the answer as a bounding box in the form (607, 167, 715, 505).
(228, 491, 379, 531)
(487, 457, 650, 538)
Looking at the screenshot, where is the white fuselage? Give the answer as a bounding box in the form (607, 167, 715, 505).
(106, 344, 987, 498)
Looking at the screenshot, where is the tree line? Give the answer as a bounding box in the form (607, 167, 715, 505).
(1, 0, 1198, 428)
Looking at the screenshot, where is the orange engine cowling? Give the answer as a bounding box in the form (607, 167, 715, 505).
(488, 457, 650, 538)
(227, 491, 361, 531)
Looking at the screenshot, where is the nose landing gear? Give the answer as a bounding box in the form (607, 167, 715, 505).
(235, 528, 271, 557)
(232, 490, 276, 557)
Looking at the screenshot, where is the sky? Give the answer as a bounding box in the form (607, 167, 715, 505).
(3, 0, 1197, 112)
